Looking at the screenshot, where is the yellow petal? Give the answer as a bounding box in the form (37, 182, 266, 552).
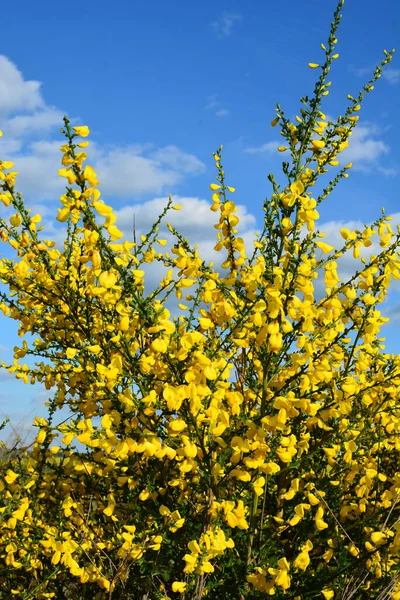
(315, 241, 335, 254)
(93, 200, 113, 216)
(66, 348, 79, 359)
(107, 225, 124, 240)
(83, 165, 100, 187)
(172, 582, 187, 593)
(371, 532, 387, 546)
(169, 419, 187, 432)
(73, 125, 90, 137)
(290, 180, 305, 195)
(98, 271, 117, 288)
(56, 207, 71, 222)
(311, 139, 325, 150)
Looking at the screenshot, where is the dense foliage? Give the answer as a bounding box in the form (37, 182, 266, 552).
(1, 2, 399, 598)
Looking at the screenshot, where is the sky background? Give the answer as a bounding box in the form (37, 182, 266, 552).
(0, 0, 399, 441)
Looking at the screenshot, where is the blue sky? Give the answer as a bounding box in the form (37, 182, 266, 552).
(0, 0, 399, 440)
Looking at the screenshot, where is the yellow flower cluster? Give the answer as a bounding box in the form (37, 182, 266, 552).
(0, 1, 399, 598)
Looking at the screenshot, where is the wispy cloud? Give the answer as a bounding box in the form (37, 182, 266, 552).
(243, 123, 395, 174)
(378, 166, 398, 177)
(205, 95, 230, 117)
(97, 195, 257, 300)
(340, 123, 392, 172)
(316, 212, 400, 295)
(5, 108, 64, 137)
(91, 144, 205, 198)
(0, 55, 206, 202)
(113, 195, 256, 241)
(244, 141, 280, 154)
(210, 13, 241, 39)
(349, 63, 400, 85)
(348, 64, 373, 78)
(205, 95, 218, 110)
(383, 68, 400, 85)
(0, 55, 44, 114)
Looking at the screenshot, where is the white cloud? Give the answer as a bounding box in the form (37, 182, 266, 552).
(6, 140, 206, 202)
(210, 13, 242, 39)
(90, 144, 205, 198)
(0, 137, 23, 153)
(114, 195, 256, 240)
(43, 196, 258, 290)
(313, 213, 400, 298)
(105, 195, 257, 294)
(205, 95, 218, 110)
(4, 107, 65, 137)
(11, 141, 63, 200)
(244, 123, 393, 173)
(338, 123, 391, 171)
(378, 166, 398, 177)
(0, 56, 206, 204)
(348, 64, 374, 79)
(205, 95, 230, 118)
(349, 64, 400, 85)
(149, 145, 205, 175)
(244, 141, 280, 154)
(0, 55, 44, 115)
(382, 68, 400, 85)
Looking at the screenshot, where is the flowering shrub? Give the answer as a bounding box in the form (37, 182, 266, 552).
(0, 1, 399, 598)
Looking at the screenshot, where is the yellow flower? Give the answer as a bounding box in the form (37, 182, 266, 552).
(290, 180, 305, 195)
(87, 344, 101, 354)
(98, 270, 117, 288)
(172, 582, 187, 593)
(83, 165, 100, 187)
(93, 200, 112, 216)
(66, 347, 79, 359)
(10, 214, 22, 227)
(370, 531, 387, 546)
(118, 316, 130, 331)
(311, 139, 326, 150)
(36, 429, 47, 444)
(73, 125, 90, 137)
(0, 192, 12, 206)
(316, 241, 334, 253)
(5, 470, 19, 484)
(57, 207, 71, 222)
(293, 550, 310, 571)
(169, 419, 187, 433)
(107, 224, 124, 240)
(58, 167, 77, 184)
